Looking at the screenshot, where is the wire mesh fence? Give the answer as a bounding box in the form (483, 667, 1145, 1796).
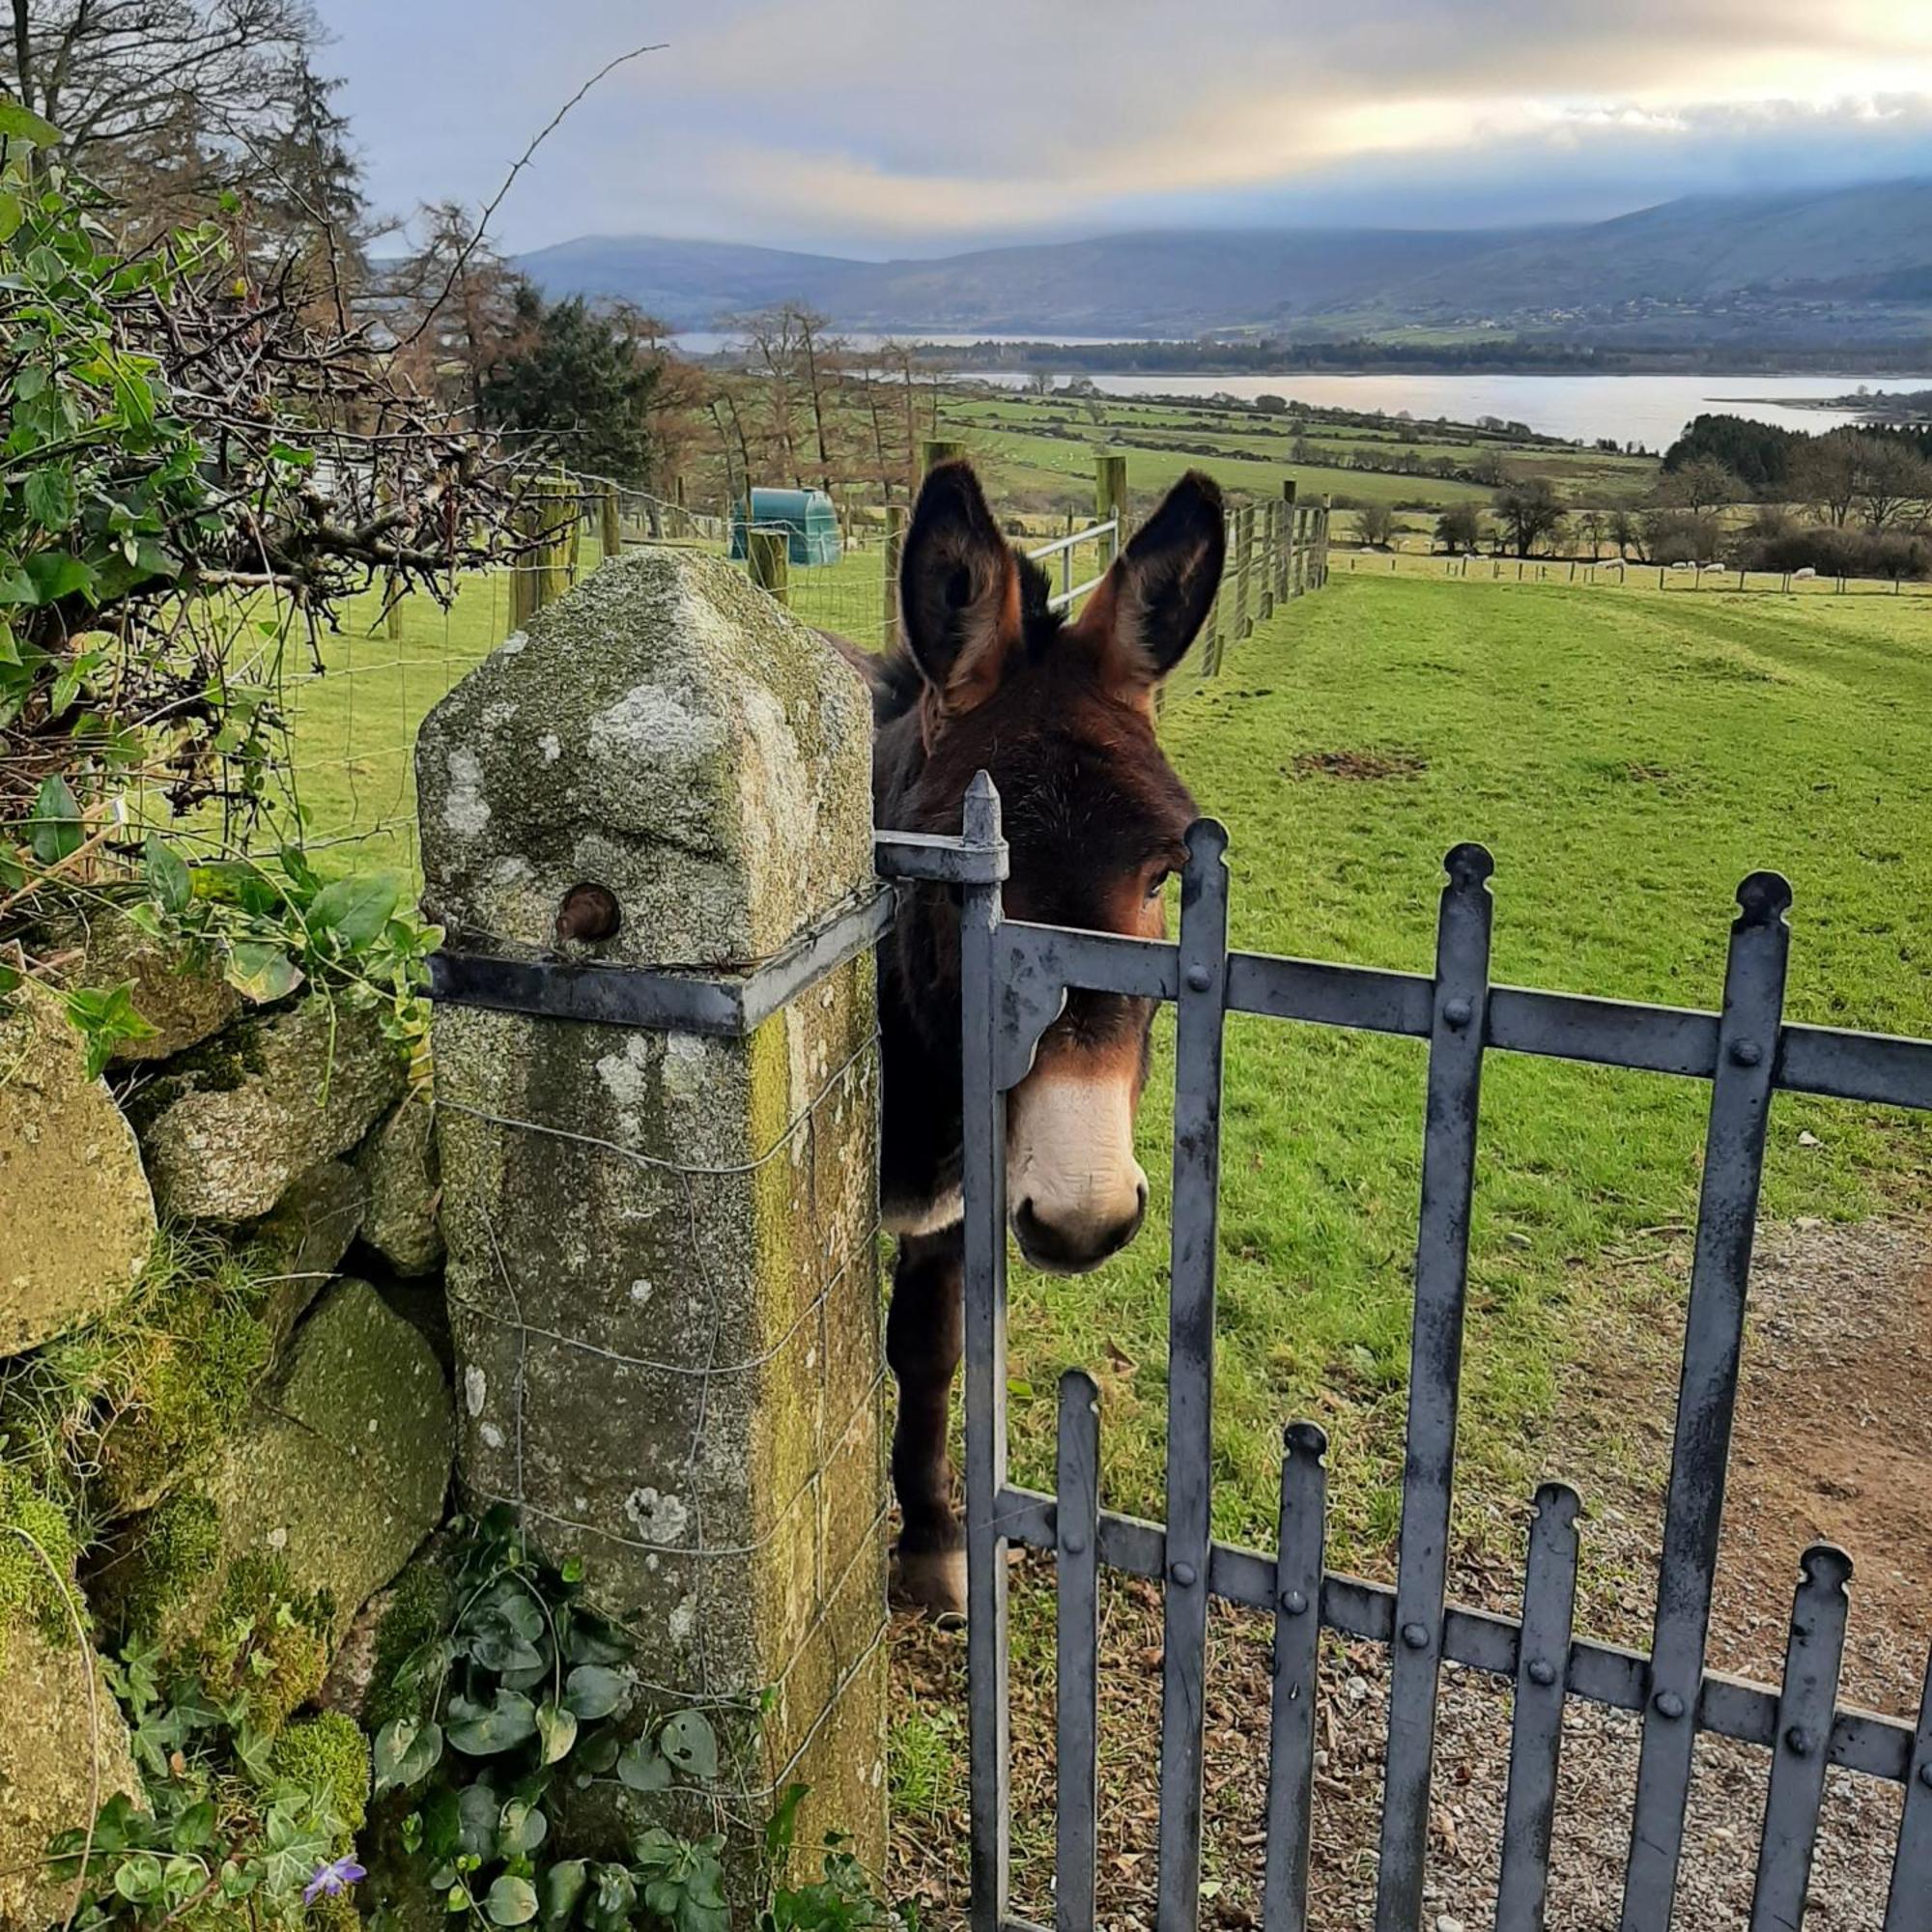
(263, 463, 1334, 878)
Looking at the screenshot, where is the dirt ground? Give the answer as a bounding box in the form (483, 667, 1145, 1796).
(883, 1217, 1932, 1928)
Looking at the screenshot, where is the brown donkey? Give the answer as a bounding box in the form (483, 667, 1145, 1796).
(838, 460, 1225, 1616)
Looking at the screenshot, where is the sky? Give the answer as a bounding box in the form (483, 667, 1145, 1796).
(324, 0, 1932, 257)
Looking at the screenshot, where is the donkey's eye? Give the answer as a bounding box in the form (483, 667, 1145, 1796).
(1145, 869, 1171, 901)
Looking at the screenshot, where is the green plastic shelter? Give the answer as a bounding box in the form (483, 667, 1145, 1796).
(729, 488, 841, 566)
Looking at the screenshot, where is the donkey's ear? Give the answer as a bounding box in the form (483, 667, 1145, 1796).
(1076, 470, 1225, 689)
(898, 460, 1023, 712)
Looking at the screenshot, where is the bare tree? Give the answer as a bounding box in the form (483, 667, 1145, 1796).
(1850, 438, 1932, 534)
(1655, 455, 1739, 517)
(1789, 431, 1862, 529)
(1352, 502, 1396, 548)
(4, 0, 320, 218)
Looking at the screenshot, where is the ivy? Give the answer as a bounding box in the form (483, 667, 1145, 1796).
(45, 1638, 356, 1929)
(374, 1508, 919, 1932)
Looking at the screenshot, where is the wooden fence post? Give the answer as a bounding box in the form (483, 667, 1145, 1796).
(921, 438, 966, 480)
(1317, 495, 1332, 587)
(1094, 452, 1128, 566)
(882, 503, 905, 644)
(748, 526, 790, 607)
(1281, 479, 1298, 599)
(1234, 504, 1255, 639)
(600, 482, 623, 563)
(509, 496, 541, 633)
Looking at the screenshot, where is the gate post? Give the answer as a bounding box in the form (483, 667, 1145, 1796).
(415, 549, 887, 1884)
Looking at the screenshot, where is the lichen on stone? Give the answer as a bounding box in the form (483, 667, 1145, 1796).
(0, 980, 157, 1356)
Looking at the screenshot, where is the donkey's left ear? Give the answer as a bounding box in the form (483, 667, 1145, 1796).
(1075, 470, 1225, 688)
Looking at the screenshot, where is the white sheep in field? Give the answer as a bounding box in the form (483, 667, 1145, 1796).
(1792, 566, 1817, 580)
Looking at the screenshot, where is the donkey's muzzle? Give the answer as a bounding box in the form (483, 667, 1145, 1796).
(1012, 1181, 1148, 1275)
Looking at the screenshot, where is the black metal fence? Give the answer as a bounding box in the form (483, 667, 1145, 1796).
(874, 778, 1932, 1932)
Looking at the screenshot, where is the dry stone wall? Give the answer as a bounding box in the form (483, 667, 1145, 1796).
(0, 936, 453, 1926)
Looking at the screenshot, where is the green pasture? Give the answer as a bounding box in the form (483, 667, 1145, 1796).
(290, 553, 1931, 1580)
(996, 573, 1932, 1569)
(933, 388, 1658, 516)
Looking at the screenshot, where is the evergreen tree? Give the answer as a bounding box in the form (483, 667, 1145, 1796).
(480, 287, 661, 485)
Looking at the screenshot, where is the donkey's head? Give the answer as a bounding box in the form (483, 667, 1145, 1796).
(893, 460, 1224, 1273)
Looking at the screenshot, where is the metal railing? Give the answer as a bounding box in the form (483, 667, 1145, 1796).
(876, 776, 1932, 1932)
(1026, 518, 1120, 611)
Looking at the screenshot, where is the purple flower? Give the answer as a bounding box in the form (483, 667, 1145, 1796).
(302, 1858, 367, 1905)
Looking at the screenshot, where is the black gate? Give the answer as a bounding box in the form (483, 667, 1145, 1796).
(874, 776, 1932, 1932)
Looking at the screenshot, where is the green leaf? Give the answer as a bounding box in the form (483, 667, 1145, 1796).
(0, 191, 20, 244)
(659, 1710, 719, 1780)
(563, 1663, 632, 1721)
(445, 1688, 539, 1755)
(28, 773, 82, 864)
(374, 1717, 444, 1795)
(497, 1798, 548, 1856)
(485, 1876, 540, 1927)
(764, 1781, 808, 1866)
(22, 551, 94, 604)
(534, 1701, 577, 1766)
(0, 569, 35, 606)
(308, 870, 404, 947)
(115, 1853, 165, 1903)
(456, 1782, 498, 1858)
(615, 1738, 670, 1793)
(224, 940, 303, 1004)
(0, 99, 63, 146)
(541, 1861, 587, 1927)
(22, 463, 75, 530)
(62, 983, 156, 1078)
(144, 832, 191, 914)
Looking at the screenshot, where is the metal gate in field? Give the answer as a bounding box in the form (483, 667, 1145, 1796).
(875, 775, 1932, 1932)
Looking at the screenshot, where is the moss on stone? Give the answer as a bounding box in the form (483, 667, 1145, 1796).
(189, 1551, 336, 1733)
(106, 1490, 220, 1639)
(361, 1554, 453, 1731)
(98, 1268, 274, 1514)
(0, 1462, 82, 1648)
(0, 1226, 286, 1522)
(270, 1711, 371, 1832)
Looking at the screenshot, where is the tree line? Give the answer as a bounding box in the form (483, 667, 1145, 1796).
(1358, 414, 1932, 576)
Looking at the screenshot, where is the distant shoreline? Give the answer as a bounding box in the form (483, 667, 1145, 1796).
(692, 338, 1932, 381)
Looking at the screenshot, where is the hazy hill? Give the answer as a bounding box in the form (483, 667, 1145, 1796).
(1379, 180, 1932, 317)
(515, 181, 1932, 340)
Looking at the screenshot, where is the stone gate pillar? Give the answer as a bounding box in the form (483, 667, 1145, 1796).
(414, 549, 886, 1878)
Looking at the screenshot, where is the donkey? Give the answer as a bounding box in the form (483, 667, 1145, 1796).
(837, 460, 1226, 1617)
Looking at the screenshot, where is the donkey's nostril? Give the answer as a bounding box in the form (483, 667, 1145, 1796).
(1013, 1194, 1145, 1275)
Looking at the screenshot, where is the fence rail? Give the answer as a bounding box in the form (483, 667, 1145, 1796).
(872, 783, 1932, 1932)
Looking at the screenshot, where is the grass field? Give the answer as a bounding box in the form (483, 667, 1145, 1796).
(931, 388, 1658, 520)
(292, 554, 1932, 1581)
(995, 571, 1932, 1570)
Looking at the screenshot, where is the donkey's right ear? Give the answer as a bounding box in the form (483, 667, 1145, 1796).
(898, 460, 1022, 714)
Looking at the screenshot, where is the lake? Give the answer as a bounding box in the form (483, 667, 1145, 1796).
(947, 372, 1932, 450)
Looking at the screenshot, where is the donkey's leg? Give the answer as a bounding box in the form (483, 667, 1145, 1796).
(886, 1223, 966, 1619)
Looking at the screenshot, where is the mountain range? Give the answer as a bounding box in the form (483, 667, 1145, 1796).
(515, 181, 1932, 346)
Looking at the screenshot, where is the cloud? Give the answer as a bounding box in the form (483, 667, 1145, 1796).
(327, 0, 1932, 250)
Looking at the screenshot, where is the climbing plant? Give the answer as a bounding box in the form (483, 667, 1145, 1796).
(372, 1507, 917, 1931)
(0, 100, 523, 1060)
